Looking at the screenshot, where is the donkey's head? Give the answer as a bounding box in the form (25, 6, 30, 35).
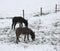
(23, 19, 28, 27)
(30, 31, 35, 41)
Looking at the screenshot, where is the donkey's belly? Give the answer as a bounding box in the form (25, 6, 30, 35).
(21, 32, 29, 35)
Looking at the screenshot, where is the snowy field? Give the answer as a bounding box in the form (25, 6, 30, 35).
(0, 12, 60, 51)
(0, 0, 60, 51)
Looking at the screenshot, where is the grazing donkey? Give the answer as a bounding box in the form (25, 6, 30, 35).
(12, 16, 28, 29)
(16, 27, 35, 44)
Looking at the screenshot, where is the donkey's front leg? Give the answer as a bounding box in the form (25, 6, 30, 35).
(27, 34, 29, 41)
(24, 35, 26, 41)
(19, 23, 23, 27)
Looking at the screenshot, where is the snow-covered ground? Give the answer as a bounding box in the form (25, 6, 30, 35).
(0, 11, 60, 51)
(0, 0, 60, 51)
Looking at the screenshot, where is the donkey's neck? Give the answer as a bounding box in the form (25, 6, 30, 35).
(29, 31, 34, 36)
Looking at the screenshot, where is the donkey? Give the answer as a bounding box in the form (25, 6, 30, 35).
(12, 16, 28, 29)
(15, 27, 35, 44)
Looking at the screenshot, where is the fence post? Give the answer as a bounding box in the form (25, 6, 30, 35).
(40, 7, 42, 16)
(55, 4, 57, 13)
(23, 10, 24, 18)
(19, 10, 25, 27)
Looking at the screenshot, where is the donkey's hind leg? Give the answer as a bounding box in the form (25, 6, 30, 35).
(12, 23, 14, 29)
(16, 37, 18, 44)
(14, 23, 16, 29)
(16, 35, 20, 44)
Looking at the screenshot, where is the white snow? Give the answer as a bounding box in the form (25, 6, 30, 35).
(0, 44, 60, 51)
(0, 0, 60, 51)
(0, 12, 60, 51)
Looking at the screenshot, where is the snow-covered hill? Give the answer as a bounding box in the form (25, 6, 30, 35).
(0, 11, 60, 51)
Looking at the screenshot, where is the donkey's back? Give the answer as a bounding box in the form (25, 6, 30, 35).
(13, 17, 23, 22)
(16, 27, 32, 35)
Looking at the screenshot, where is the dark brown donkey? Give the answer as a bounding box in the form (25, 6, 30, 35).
(12, 16, 28, 29)
(16, 27, 35, 44)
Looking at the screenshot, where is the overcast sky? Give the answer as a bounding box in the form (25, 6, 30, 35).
(0, 0, 60, 17)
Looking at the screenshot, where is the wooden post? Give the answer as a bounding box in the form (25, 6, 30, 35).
(40, 7, 42, 16)
(23, 10, 24, 18)
(55, 4, 57, 13)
